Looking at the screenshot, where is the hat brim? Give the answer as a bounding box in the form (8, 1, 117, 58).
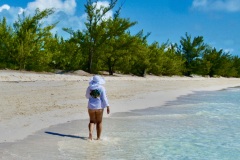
(89, 75, 105, 85)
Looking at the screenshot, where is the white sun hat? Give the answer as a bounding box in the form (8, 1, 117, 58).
(89, 75, 106, 85)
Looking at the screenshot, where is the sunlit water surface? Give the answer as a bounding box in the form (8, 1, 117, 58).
(60, 87, 240, 160)
(1, 87, 240, 160)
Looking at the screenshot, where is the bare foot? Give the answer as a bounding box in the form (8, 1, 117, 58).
(88, 134, 93, 140)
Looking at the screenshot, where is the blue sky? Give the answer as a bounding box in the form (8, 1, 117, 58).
(0, 0, 240, 56)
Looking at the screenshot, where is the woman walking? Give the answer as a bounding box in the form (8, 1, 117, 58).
(85, 75, 110, 140)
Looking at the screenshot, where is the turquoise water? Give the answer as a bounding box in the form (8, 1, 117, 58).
(57, 87, 240, 160)
(1, 87, 240, 160)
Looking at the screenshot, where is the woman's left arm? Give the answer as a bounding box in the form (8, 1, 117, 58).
(101, 87, 109, 108)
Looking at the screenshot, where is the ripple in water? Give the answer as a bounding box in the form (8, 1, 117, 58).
(56, 87, 240, 160)
(4, 87, 239, 160)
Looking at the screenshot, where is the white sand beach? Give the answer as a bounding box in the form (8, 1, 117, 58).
(1, 69, 240, 144)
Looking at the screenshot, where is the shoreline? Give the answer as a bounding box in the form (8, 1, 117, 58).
(1, 70, 240, 143)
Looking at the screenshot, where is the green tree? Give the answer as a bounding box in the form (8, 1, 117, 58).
(161, 43, 185, 76)
(0, 17, 15, 68)
(201, 47, 237, 77)
(128, 31, 151, 77)
(44, 35, 63, 70)
(201, 47, 223, 77)
(13, 8, 57, 71)
(84, 0, 119, 73)
(232, 56, 240, 77)
(178, 33, 206, 76)
(62, 28, 87, 70)
(147, 42, 163, 75)
(217, 54, 237, 77)
(148, 42, 185, 76)
(97, 11, 137, 75)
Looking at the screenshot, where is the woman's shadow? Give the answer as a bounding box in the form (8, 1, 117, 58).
(45, 131, 88, 140)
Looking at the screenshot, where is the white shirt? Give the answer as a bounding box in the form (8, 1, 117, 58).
(85, 84, 109, 109)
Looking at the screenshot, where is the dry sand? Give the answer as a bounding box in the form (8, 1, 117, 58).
(1, 70, 240, 143)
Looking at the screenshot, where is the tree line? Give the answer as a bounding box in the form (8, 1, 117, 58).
(0, 0, 240, 77)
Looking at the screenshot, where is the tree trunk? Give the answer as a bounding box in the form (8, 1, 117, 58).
(109, 67, 114, 75)
(88, 47, 94, 73)
(108, 58, 114, 75)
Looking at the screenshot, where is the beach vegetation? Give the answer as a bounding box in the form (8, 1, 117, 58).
(199, 47, 236, 77)
(86, 6, 137, 75)
(124, 30, 151, 77)
(12, 8, 57, 71)
(0, 0, 240, 77)
(149, 42, 185, 76)
(83, 0, 119, 73)
(177, 33, 206, 76)
(0, 17, 15, 69)
(232, 56, 240, 78)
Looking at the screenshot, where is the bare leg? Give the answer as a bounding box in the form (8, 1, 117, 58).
(88, 122, 95, 140)
(96, 109, 104, 140)
(88, 109, 96, 140)
(96, 122, 102, 140)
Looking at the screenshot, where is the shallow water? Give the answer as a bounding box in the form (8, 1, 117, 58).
(1, 87, 240, 160)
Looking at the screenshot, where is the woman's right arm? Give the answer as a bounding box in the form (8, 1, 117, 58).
(85, 87, 91, 99)
(107, 106, 110, 114)
(100, 87, 109, 108)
